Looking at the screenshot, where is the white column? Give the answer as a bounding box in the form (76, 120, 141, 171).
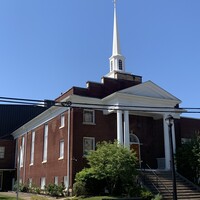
(163, 115, 171, 170)
(117, 110, 123, 145)
(124, 110, 130, 149)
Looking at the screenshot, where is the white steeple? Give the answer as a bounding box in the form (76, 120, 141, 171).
(108, 0, 125, 77)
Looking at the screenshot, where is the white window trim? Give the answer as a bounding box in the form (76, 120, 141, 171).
(83, 137, 95, 156)
(42, 124, 48, 163)
(29, 178, 32, 188)
(58, 140, 64, 160)
(54, 176, 58, 185)
(40, 177, 46, 190)
(64, 176, 68, 189)
(59, 114, 65, 129)
(83, 109, 95, 125)
(20, 137, 25, 167)
(30, 131, 35, 165)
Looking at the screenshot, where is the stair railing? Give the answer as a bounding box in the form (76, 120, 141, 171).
(142, 164, 173, 196)
(176, 172, 200, 192)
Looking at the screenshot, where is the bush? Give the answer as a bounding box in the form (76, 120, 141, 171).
(140, 190, 153, 200)
(45, 183, 65, 197)
(73, 141, 139, 197)
(29, 186, 41, 194)
(75, 168, 106, 195)
(73, 181, 87, 196)
(13, 182, 29, 192)
(128, 186, 153, 199)
(152, 194, 163, 200)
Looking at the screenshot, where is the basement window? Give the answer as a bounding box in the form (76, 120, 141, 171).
(83, 109, 95, 125)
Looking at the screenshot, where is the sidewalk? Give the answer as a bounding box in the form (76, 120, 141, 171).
(0, 191, 67, 200)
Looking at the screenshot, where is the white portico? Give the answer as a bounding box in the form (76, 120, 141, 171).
(102, 81, 183, 170)
(103, 0, 184, 170)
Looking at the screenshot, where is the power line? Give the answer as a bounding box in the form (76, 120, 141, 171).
(1, 96, 200, 114)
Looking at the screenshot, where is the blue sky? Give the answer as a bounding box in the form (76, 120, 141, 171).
(0, 0, 200, 118)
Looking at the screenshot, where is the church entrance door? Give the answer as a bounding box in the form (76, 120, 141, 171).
(130, 134, 141, 165)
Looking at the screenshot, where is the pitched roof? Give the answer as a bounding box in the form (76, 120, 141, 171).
(0, 105, 47, 139)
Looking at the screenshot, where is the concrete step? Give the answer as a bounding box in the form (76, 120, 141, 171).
(141, 170, 200, 200)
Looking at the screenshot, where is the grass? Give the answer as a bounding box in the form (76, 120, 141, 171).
(66, 196, 119, 200)
(0, 194, 50, 200)
(0, 194, 24, 200)
(31, 196, 51, 200)
(0, 194, 120, 200)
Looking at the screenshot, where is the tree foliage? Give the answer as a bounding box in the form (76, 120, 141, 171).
(74, 141, 138, 196)
(176, 134, 200, 184)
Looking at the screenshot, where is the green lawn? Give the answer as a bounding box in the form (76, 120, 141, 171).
(66, 196, 119, 200)
(0, 194, 49, 200)
(0, 195, 24, 200)
(0, 194, 120, 200)
(31, 196, 51, 200)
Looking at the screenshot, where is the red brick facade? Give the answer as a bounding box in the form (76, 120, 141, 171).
(12, 76, 200, 191)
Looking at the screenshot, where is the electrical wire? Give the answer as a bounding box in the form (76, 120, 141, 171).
(1, 96, 200, 113)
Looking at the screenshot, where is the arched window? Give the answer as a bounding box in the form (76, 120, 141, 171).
(130, 134, 139, 144)
(119, 59, 123, 70)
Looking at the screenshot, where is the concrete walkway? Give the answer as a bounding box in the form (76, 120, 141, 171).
(0, 191, 67, 200)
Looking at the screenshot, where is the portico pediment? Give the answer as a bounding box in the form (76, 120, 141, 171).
(119, 81, 180, 102)
(102, 81, 182, 116)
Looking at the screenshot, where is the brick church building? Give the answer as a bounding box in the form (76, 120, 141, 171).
(2, 1, 199, 192)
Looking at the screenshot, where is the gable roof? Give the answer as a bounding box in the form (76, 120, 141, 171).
(119, 80, 181, 102)
(101, 80, 183, 117)
(0, 105, 47, 139)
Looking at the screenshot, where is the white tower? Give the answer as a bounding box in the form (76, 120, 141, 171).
(107, 0, 126, 78)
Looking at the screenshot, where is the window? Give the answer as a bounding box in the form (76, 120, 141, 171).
(30, 131, 35, 165)
(54, 176, 58, 185)
(42, 124, 48, 163)
(83, 137, 95, 156)
(83, 110, 95, 124)
(63, 176, 68, 189)
(29, 178, 32, 188)
(0, 147, 5, 159)
(59, 140, 64, 159)
(40, 177, 46, 189)
(20, 137, 25, 167)
(181, 138, 191, 144)
(130, 134, 139, 144)
(119, 59, 123, 70)
(110, 61, 113, 71)
(60, 114, 65, 128)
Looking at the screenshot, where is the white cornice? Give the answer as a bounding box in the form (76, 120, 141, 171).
(12, 95, 102, 139)
(103, 92, 180, 107)
(12, 105, 69, 139)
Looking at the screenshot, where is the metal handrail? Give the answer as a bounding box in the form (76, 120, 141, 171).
(176, 172, 200, 192)
(142, 164, 173, 195)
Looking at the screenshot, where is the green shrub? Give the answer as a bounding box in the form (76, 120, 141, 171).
(34, 187, 41, 194)
(73, 181, 87, 196)
(45, 183, 65, 197)
(152, 194, 163, 200)
(140, 190, 154, 200)
(13, 182, 29, 192)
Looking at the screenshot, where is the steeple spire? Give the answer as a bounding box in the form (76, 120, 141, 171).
(112, 0, 121, 55)
(109, 0, 125, 76)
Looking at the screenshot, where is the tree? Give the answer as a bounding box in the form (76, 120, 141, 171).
(74, 141, 138, 196)
(176, 134, 200, 184)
